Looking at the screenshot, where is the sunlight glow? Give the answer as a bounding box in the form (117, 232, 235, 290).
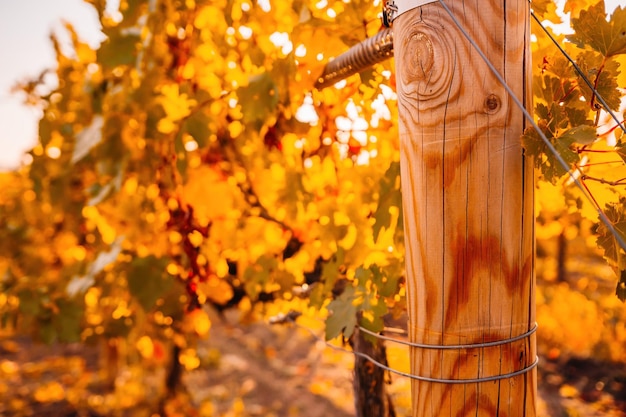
(315, 0, 328, 9)
(269, 32, 293, 55)
(238, 26, 253, 39)
(46, 146, 61, 159)
(184, 139, 198, 152)
(295, 94, 319, 125)
(295, 44, 307, 57)
(258, 0, 271, 12)
(355, 150, 370, 165)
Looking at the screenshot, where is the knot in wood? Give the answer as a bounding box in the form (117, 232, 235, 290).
(407, 31, 434, 80)
(484, 94, 501, 114)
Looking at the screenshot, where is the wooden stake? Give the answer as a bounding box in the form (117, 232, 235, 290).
(393, 1, 536, 415)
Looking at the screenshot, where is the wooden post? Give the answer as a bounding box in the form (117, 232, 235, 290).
(393, 1, 536, 416)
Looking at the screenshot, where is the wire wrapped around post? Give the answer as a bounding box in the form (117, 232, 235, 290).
(314, 28, 394, 90)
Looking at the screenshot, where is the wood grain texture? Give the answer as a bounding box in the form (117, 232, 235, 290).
(393, 1, 536, 416)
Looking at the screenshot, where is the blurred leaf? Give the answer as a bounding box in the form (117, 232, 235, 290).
(373, 161, 401, 242)
(18, 290, 40, 316)
(595, 197, 626, 274)
(55, 298, 83, 343)
(325, 285, 357, 340)
(97, 33, 140, 70)
(237, 73, 279, 125)
(127, 256, 174, 311)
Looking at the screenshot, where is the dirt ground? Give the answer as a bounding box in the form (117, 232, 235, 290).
(0, 309, 625, 417)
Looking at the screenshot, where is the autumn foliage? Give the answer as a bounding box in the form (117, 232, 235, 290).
(0, 0, 626, 415)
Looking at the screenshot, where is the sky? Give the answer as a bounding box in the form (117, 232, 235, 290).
(0, 0, 104, 170)
(0, 1, 623, 171)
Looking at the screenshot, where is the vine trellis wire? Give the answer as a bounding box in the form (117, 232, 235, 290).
(299, 0, 626, 382)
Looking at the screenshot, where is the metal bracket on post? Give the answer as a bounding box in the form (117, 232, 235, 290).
(316, 0, 440, 89)
(383, 0, 398, 27)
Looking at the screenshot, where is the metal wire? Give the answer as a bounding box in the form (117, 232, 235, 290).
(314, 28, 394, 89)
(358, 323, 537, 349)
(278, 318, 539, 384)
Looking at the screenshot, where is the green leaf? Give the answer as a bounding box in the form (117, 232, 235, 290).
(18, 290, 40, 316)
(358, 295, 386, 334)
(595, 197, 626, 271)
(576, 51, 622, 110)
(237, 73, 279, 126)
(568, 2, 626, 57)
(183, 111, 212, 148)
(371, 264, 401, 298)
(558, 124, 597, 145)
(127, 256, 174, 311)
(325, 285, 357, 340)
(243, 255, 278, 300)
(55, 299, 83, 343)
(373, 161, 402, 242)
(97, 33, 140, 71)
(310, 248, 345, 308)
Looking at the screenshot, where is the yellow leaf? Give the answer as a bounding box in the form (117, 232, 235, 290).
(338, 224, 357, 250)
(34, 381, 66, 403)
(228, 120, 244, 138)
(189, 308, 212, 337)
(157, 118, 176, 134)
(559, 384, 578, 398)
(159, 84, 197, 121)
(84, 287, 100, 308)
(199, 279, 234, 306)
(136, 336, 154, 359)
(0, 360, 19, 375)
(179, 348, 200, 371)
(215, 258, 229, 277)
(188, 230, 204, 247)
(169, 231, 183, 244)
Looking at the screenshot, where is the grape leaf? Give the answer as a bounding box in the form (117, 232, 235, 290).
(558, 124, 597, 145)
(55, 299, 83, 343)
(97, 32, 140, 71)
(595, 197, 626, 272)
(310, 248, 345, 308)
(564, 0, 602, 18)
(523, 123, 581, 182)
(576, 51, 622, 110)
(325, 285, 357, 340)
(532, 0, 561, 23)
(127, 256, 174, 311)
(237, 72, 279, 126)
(373, 161, 401, 241)
(568, 2, 626, 57)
